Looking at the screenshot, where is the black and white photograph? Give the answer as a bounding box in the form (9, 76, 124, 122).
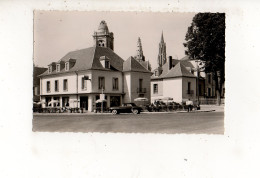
(2, 1, 260, 178)
(33, 11, 225, 134)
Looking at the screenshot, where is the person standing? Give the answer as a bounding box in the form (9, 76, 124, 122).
(186, 98, 193, 112)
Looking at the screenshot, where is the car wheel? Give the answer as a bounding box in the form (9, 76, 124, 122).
(132, 109, 139, 114)
(112, 109, 118, 115)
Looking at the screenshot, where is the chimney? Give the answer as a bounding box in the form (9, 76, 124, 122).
(169, 56, 173, 70)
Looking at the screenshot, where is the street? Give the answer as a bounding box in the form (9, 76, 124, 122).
(33, 111, 224, 134)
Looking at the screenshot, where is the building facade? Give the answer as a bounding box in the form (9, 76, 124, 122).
(184, 57, 225, 99)
(151, 56, 197, 103)
(151, 33, 198, 103)
(123, 56, 152, 103)
(38, 21, 151, 112)
(204, 72, 225, 98)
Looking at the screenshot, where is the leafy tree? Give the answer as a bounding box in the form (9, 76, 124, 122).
(183, 13, 225, 105)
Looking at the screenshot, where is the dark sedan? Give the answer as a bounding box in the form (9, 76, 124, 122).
(109, 103, 142, 114)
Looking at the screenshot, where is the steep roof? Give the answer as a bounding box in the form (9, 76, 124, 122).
(39, 46, 124, 77)
(160, 59, 180, 76)
(151, 60, 196, 79)
(162, 62, 196, 78)
(180, 60, 195, 68)
(123, 56, 152, 73)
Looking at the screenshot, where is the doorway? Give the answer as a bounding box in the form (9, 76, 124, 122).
(80, 96, 88, 110)
(110, 96, 121, 107)
(62, 97, 69, 107)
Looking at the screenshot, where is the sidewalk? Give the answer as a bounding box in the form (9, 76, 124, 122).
(142, 104, 224, 114)
(199, 104, 224, 112)
(33, 111, 112, 116)
(33, 105, 224, 116)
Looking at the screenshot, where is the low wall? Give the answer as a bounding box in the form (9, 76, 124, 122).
(199, 98, 225, 105)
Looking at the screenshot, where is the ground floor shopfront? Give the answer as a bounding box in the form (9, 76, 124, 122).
(41, 94, 123, 112)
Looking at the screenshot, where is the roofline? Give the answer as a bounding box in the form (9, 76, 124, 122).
(163, 76, 197, 79)
(39, 68, 124, 78)
(123, 70, 153, 74)
(150, 78, 163, 81)
(38, 71, 78, 78)
(151, 75, 197, 80)
(90, 47, 97, 69)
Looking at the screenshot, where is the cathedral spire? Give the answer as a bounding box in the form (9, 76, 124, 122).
(158, 32, 167, 67)
(133, 37, 151, 71)
(135, 37, 145, 62)
(161, 31, 164, 43)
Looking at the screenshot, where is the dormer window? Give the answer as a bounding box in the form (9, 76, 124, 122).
(99, 56, 110, 69)
(105, 61, 110, 68)
(155, 70, 158, 76)
(65, 62, 69, 71)
(64, 59, 76, 71)
(48, 62, 56, 73)
(56, 64, 60, 72)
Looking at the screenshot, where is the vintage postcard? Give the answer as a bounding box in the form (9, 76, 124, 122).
(2, 0, 258, 178)
(33, 11, 225, 134)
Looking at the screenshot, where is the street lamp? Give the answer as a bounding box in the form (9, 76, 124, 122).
(101, 87, 104, 113)
(195, 60, 200, 106)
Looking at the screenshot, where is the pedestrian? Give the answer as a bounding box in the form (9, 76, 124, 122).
(186, 98, 193, 112)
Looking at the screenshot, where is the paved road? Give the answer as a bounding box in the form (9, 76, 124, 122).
(33, 112, 224, 134)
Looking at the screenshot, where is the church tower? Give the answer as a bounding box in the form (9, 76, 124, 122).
(157, 32, 167, 67)
(93, 20, 114, 50)
(134, 37, 151, 71)
(134, 37, 145, 62)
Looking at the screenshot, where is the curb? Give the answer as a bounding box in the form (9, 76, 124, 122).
(33, 109, 218, 116)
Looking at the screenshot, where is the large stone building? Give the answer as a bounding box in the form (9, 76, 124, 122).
(38, 20, 151, 112)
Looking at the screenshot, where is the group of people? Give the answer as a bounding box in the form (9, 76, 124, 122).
(186, 98, 194, 112)
(186, 98, 200, 112)
(151, 99, 199, 112)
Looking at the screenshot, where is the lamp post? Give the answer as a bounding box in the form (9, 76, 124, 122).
(195, 60, 200, 106)
(101, 87, 104, 113)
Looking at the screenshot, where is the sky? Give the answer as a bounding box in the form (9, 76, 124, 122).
(34, 11, 195, 70)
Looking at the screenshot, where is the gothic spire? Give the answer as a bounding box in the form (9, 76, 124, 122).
(135, 37, 145, 62)
(161, 31, 164, 43)
(158, 32, 167, 67)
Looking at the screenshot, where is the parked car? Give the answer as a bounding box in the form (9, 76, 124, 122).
(109, 103, 143, 114)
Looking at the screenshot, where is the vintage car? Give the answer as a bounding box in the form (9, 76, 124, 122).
(109, 103, 143, 114)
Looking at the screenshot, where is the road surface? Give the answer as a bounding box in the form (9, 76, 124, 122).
(33, 111, 224, 134)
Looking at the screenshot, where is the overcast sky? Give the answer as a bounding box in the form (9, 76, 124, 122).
(34, 11, 195, 70)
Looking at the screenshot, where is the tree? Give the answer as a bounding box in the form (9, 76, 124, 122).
(183, 13, 225, 105)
